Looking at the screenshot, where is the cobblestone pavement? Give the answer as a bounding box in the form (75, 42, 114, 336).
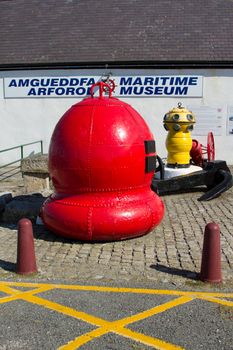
(0, 174, 232, 286)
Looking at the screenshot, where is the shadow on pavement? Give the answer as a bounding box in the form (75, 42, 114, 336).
(33, 226, 77, 244)
(0, 259, 16, 272)
(150, 263, 198, 280)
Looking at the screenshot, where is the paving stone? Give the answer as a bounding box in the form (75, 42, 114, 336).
(0, 168, 233, 284)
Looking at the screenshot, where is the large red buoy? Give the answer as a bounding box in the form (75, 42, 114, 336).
(41, 82, 164, 241)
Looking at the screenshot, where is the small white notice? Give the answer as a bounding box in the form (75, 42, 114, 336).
(188, 106, 222, 136)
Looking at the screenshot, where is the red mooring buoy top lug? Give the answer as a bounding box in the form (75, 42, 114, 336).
(41, 82, 164, 241)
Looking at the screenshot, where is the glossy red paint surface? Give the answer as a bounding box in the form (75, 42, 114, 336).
(41, 83, 164, 241)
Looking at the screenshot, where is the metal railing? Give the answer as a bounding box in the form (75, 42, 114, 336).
(0, 140, 43, 181)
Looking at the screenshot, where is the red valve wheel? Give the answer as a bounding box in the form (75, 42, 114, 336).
(103, 79, 116, 93)
(207, 132, 215, 161)
(90, 81, 112, 98)
(190, 132, 215, 167)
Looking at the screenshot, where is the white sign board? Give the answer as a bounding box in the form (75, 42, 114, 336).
(188, 106, 223, 136)
(3, 75, 203, 98)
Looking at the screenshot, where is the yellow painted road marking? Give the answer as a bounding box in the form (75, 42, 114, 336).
(59, 296, 192, 350)
(0, 284, 54, 296)
(0, 281, 232, 350)
(0, 285, 54, 303)
(21, 294, 193, 330)
(60, 325, 185, 350)
(197, 296, 233, 307)
(1, 281, 233, 298)
(114, 327, 184, 350)
(21, 293, 112, 328)
(112, 296, 194, 327)
(58, 328, 112, 350)
(1, 285, 190, 350)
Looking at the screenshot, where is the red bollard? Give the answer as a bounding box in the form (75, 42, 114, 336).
(16, 218, 37, 275)
(200, 222, 222, 283)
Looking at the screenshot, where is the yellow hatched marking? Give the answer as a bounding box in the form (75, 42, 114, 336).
(114, 327, 184, 350)
(21, 294, 192, 330)
(20, 291, 190, 350)
(58, 328, 111, 350)
(0, 284, 23, 296)
(0, 281, 232, 350)
(0, 285, 55, 303)
(21, 294, 112, 328)
(0, 284, 54, 295)
(112, 296, 193, 327)
(25, 294, 184, 350)
(58, 296, 192, 350)
(60, 325, 184, 350)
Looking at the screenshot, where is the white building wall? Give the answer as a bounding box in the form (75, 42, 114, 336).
(0, 68, 233, 164)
